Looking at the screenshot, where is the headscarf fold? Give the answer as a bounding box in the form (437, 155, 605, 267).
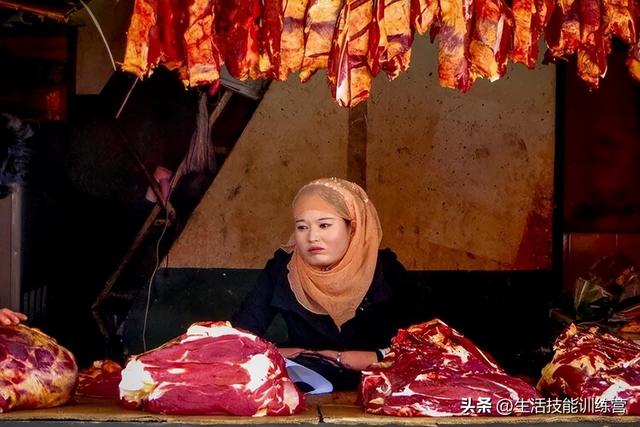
(282, 178, 382, 329)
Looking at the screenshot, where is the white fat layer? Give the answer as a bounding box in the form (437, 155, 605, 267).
(120, 359, 154, 392)
(484, 379, 520, 401)
(444, 346, 470, 364)
(598, 377, 636, 402)
(181, 323, 257, 344)
(240, 353, 272, 392)
(167, 368, 185, 374)
(391, 385, 416, 397)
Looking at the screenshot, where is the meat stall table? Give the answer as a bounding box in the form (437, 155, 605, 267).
(0, 394, 639, 427)
(319, 393, 640, 427)
(0, 396, 322, 427)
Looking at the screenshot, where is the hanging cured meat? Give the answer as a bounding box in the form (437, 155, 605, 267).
(576, 0, 609, 88)
(369, 0, 414, 79)
(120, 0, 640, 105)
(215, 0, 261, 80)
(411, 0, 439, 35)
(279, 0, 312, 80)
(328, 0, 375, 107)
(544, 0, 580, 60)
(300, 0, 342, 82)
(469, 0, 514, 80)
(122, 0, 160, 77)
(437, 0, 475, 91)
(602, 0, 636, 44)
(257, 0, 283, 79)
(157, 0, 187, 71)
(184, 0, 222, 85)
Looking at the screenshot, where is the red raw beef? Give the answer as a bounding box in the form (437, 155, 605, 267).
(215, 0, 261, 80)
(0, 325, 77, 412)
(76, 360, 123, 400)
(360, 319, 540, 416)
(538, 323, 640, 415)
(119, 321, 304, 416)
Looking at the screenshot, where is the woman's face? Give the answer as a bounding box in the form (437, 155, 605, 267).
(294, 209, 351, 269)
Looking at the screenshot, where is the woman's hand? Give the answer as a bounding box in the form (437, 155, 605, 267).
(0, 308, 27, 325)
(278, 347, 305, 359)
(312, 350, 378, 371)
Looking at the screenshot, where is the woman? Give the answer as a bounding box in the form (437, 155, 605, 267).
(233, 178, 421, 386)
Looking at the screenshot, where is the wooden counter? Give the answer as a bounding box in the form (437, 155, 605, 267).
(0, 394, 638, 427)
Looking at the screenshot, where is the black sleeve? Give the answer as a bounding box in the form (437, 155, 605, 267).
(382, 249, 427, 329)
(231, 255, 280, 337)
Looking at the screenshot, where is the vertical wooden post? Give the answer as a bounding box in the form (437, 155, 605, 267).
(347, 101, 368, 189)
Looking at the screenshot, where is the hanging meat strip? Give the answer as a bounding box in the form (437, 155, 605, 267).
(328, 0, 375, 107)
(157, 0, 188, 71)
(544, 0, 580, 59)
(300, 0, 342, 82)
(370, 0, 414, 79)
(183, 0, 222, 86)
(411, 0, 439, 34)
(278, 0, 312, 80)
(122, 0, 161, 77)
(510, 0, 536, 67)
(257, 0, 284, 79)
(602, 0, 636, 44)
(215, 0, 261, 80)
(576, 0, 609, 88)
(627, 41, 640, 80)
(437, 0, 475, 91)
(469, 0, 513, 80)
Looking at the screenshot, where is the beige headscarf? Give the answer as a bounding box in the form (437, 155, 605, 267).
(283, 178, 382, 329)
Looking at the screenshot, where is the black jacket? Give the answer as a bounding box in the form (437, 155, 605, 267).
(232, 248, 420, 351)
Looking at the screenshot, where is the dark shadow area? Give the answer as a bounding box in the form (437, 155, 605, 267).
(125, 267, 561, 380)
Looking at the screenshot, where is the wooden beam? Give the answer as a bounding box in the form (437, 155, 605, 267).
(347, 102, 368, 189)
(0, 1, 69, 21)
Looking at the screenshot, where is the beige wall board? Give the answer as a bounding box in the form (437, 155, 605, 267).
(367, 39, 555, 269)
(70, 0, 132, 94)
(168, 74, 349, 268)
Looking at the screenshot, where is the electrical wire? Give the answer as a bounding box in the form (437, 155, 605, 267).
(142, 204, 171, 352)
(79, 0, 117, 71)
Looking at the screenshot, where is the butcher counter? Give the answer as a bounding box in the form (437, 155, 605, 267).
(0, 393, 638, 427)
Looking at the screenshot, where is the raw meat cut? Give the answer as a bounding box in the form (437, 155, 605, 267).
(328, 0, 375, 107)
(538, 324, 640, 415)
(119, 321, 304, 416)
(0, 324, 77, 412)
(469, 0, 513, 81)
(300, 0, 342, 82)
(369, 0, 413, 79)
(215, 0, 261, 80)
(76, 360, 122, 400)
(410, 0, 439, 35)
(122, 0, 160, 77)
(437, 0, 475, 91)
(360, 319, 540, 416)
(184, 0, 222, 86)
(576, 0, 609, 88)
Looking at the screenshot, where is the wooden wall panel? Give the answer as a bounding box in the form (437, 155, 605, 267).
(168, 41, 555, 270)
(167, 75, 349, 268)
(70, 0, 132, 94)
(367, 40, 555, 269)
